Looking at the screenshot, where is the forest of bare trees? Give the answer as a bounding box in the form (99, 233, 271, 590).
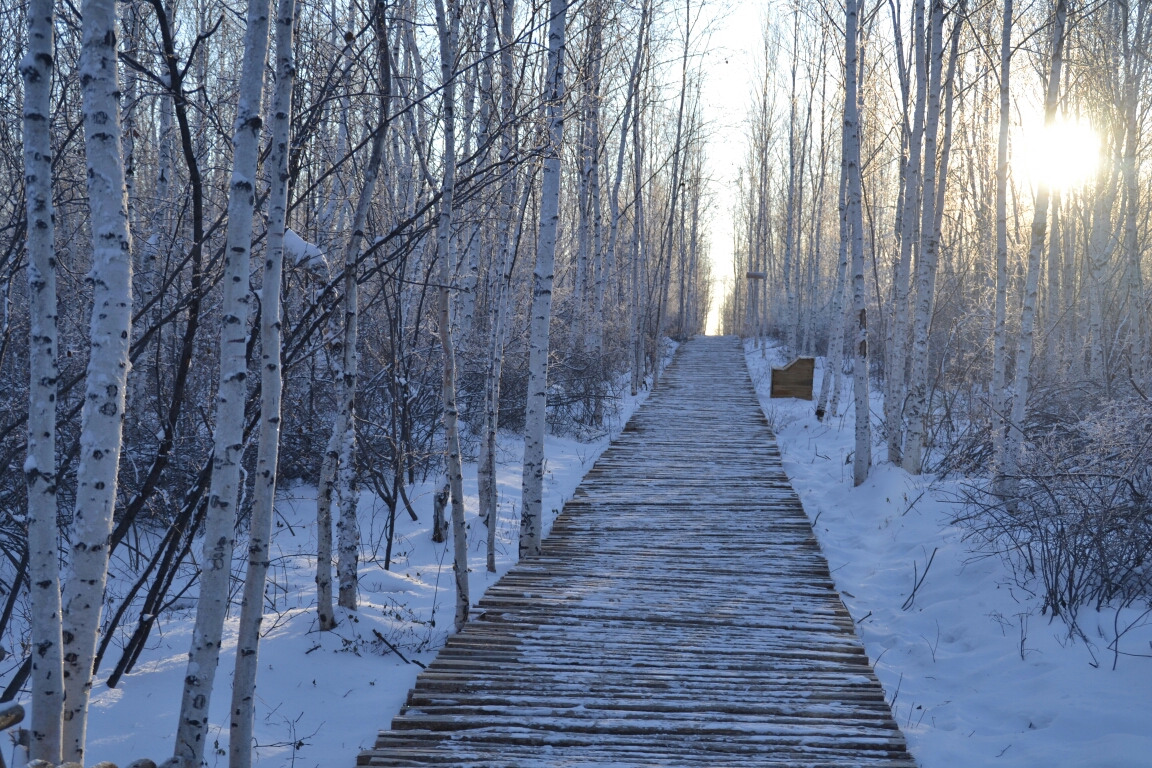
(726, 0, 1152, 642)
(6, 0, 1152, 757)
(0, 0, 713, 762)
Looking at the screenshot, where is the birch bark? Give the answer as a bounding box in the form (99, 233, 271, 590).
(478, 0, 517, 572)
(659, 0, 692, 352)
(59, 0, 136, 755)
(817, 165, 848, 422)
(228, 0, 295, 760)
(169, 0, 270, 758)
(433, 0, 471, 629)
(885, 0, 926, 464)
(21, 0, 64, 757)
(520, 0, 569, 557)
(586, 4, 605, 354)
(315, 418, 339, 628)
(1044, 191, 1061, 379)
(457, 14, 495, 346)
(1120, 3, 1148, 377)
(1002, 0, 1067, 489)
(844, 0, 871, 486)
(612, 1, 649, 391)
(1061, 203, 1077, 373)
(901, 0, 945, 475)
(991, 0, 1013, 476)
(338, 5, 391, 612)
(629, 115, 646, 397)
(784, 11, 801, 353)
(1086, 167, 1119, 384)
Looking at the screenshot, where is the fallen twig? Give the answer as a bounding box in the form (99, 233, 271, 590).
(373, 628, 427, 668)
(902, 547, 938, 610)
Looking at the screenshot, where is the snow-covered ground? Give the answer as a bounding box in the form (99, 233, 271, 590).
(11, 340, 1150, 768)
(28, 378, 657, 768)
(745, 339, 1152, 767)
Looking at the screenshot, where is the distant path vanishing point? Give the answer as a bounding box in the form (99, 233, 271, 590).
(358, 335, 915, 767)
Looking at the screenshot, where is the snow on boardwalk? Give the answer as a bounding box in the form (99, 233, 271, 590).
(358, 336, 915, 767)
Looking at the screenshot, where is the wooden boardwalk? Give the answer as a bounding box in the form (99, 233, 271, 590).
(359, 336, 915, 767)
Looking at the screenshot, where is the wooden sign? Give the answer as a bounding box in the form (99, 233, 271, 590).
(770, 357, 815, 400)
(746, 271, 767, 279)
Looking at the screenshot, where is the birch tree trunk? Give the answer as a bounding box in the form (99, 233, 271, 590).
(520, 0, 569, 558)
(630, 155, 645, 396)
(338, 5, 392, 612)
(901, 0, 945, 475)
(315, 423, 340, 628)
(990, 0, 1013, 476)
(457, 13, 494, 346)
(817, 165, 848, 422)
(1086, 166, 1119, 385)
(1120, 4, 1148, 377)
(658, 0, 692, 357)
(22, 0, 64, 757)
(586, 3, 605, 356)
(169, 0, 270, 759)
(1044, 190, 1062, 379)
(606, 1, 647, 338)
(885, 0, 926, 464)
(784, 10, 801, 353)
(844, 0, 871, 486)
(228, 0, 296, 759)
(487, 180, 534, 565)
(575, 105, 591, 347)
(59, 0, 136, 755)
(629, 80, 649, 397)
(1062, 203, 1077, 373)
(478, 0, 517, 572)
(1002, 0, 1067, 489)
(433, 0, 471, 630)
(480, 266, 509, 571)
(685, 162, 701, 333)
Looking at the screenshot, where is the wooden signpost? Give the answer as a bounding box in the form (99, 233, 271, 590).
(770, 357, 815, 400)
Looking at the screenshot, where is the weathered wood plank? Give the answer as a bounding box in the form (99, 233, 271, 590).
(357, 336, 914, 767)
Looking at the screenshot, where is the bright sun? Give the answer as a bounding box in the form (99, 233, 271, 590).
(1016, 118, 1100, 191)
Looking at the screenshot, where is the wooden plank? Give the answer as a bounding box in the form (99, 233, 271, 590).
(356, 336, 914, 767)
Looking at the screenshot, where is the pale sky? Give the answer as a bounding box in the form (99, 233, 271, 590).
(698, 0, 767, 334)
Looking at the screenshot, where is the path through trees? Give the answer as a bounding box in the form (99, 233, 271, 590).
(358, 337, 914, 767)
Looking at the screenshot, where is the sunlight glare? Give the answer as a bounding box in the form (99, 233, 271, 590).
(1017, 118, 1100, 191)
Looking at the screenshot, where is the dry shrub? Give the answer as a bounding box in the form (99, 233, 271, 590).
(955, 398, 1152, 631)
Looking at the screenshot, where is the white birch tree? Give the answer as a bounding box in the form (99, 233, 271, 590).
(1002, 0, 1068, 488)
(520, 0, 570, 557)
(335, 2, 392, 613)
(817, 167, 848, 422)
(901, 0, 945, 475)
(170, 0, 271, 758)
(227, 0, 296, 759)
(21, 0, 64, 757)
(59, 0, 137, 755)
(990, 0, 1013, 478)
(844, 0, 871, 486)
(478, 0, 519, 573)
(433, 0, 471, 629)
(885, 0, 926, 464)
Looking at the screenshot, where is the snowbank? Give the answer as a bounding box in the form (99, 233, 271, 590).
(745, 339, 1152, 767)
